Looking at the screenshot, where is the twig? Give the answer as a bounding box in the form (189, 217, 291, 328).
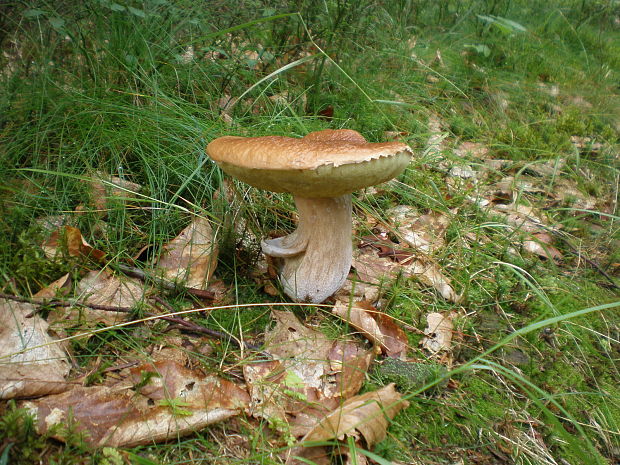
(0, 292, 262, 352)
(534, 225, 620, 290)
(0, 292, 134, 314)
(114, 263, 216, 300)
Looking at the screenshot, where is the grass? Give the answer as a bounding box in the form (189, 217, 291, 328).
(1, 0, 619, 464)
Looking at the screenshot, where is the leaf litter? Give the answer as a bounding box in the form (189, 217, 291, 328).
(0, 299, 71, 399)
(4, 206, 415, 457)
(287, 384, 409, 465)
(23, 359, 250, 447)
(243, 310, 374, 437)
(154, 215, 219, 289)
(331, 300, 407, 358)
(350, 241, 460, 303)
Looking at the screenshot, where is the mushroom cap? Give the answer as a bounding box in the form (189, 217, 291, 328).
(206, 129, 412, 198)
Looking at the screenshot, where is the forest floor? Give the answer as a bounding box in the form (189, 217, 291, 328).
(0, 1, 619, 464)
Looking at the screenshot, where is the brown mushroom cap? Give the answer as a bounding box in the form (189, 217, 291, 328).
(206, 129, 412, 198)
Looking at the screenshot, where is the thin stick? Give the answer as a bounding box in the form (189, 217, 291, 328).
(113, 263, 216, 300)
(0, 292, 260, 351)
(532, 224, 619, 291)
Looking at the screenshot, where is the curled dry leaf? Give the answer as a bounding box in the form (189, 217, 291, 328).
(522, 232, 562, 260)
(403, 258, 460, 303)
(386, 205, 450, 253)
(420, 312, 455, 353)
(301, 383, 409, 446)
(0, 299, 71, 399)
(352, 246, 460, 303)
(332, 300, 407, 358)
(155, 216, 218, 289)
(243, 311, 373, 437)
(24, 359, 250, 447)
(41, 226, 106, 262)
(34, 273, 72, 299)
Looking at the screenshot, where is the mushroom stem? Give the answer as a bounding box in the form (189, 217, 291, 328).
(261, 195, 352, 303)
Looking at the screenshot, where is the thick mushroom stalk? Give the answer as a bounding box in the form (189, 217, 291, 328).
(261, 195, 352, 303)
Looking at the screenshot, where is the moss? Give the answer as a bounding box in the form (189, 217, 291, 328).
(375, 358, 449, 393)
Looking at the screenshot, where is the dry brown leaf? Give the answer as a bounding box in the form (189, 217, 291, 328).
(64, 269, 145, 326)
(570, 135, 602, 152)
(352, 246, 460, 303)
(402, 258, 460, 303)
(24, 359, 250, 447)
(327, 342, 375, 401)
(41, 226, 106, 262)
(90, 173, 141, 212)
(155, 216, 218, 289)
(420, 312, 455, 353)
(491, 203, 555, 234)
(523, 233, 563, 260)
(34, 273, 72, 299)
(454, 141, 489, 159)
(35, 214, 71, 232)
(332, 300, 407, 358)
(285, 444, 331, 465)
(492, 176, 547, 198)
(448, 165, 476, 179)
(264, 310, 333, 361)
(524, 159, 566, 177)
(386, 205, 450, 253)
(0, 299, 71, 399)
(334, 275, 381, 303)
(426, 114, 446, 156)
(301, 383, 409, 446)
(243, 311, 373, 436)
(553, 178, 597, 210)
(383, 131, 409, 141)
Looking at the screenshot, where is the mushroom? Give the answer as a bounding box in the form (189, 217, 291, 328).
(206, 129, 413, 303)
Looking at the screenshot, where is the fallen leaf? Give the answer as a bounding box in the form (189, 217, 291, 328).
(301, 383, 409, 446)
(35, 214, 71, 232)
(570, 135, 602, 152)
(352, 246, 460, 303)
(448, 165, 476, 179)
(383, 131, 409, 141)
(34, 273, 72, 299)
(332, 300, 407, 358)
(454, 142, 489, 159)
(24, 359, 250, 447)
(420, 312, 455, 353)
(426, 115, 447, 156)
(318, 105, 334, 120)
(155, 216, 218, 289)
(217, 94, 238, 124)
(63, 269, 145, 326)
(41, 226, 106, 262)
(327, 342, 375, 401)
(90, 173, 141, 212)
(536, 82, 559, 97)
(243, 311, 373, 436)
(522, 159, 565, 177)
(386, 205, 451, 253)
(522, 232, 562, 260)
(263, 310, 333, 361)
(0, 299, 71, 399)
(402, 258, 460, 303)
